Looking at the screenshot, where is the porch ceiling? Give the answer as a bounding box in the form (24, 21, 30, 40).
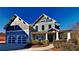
(31, 30, 72, 35)
(59, 30, 72, 33)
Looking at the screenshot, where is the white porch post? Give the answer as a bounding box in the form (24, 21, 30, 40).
(56, 31, 59, 40)
(46, 33, 48, 40)
(67, 32, 71, 41)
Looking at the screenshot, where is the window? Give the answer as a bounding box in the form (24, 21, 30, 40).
(36, 26, 38, 31)
(47, 17, 49, 19)
(8, 35, 15, 43)
(42, 25, 44, 30)
(50, 19, 52, 21)
(49, 24, 51, 29)
(19, 18, 21, 21)
(46, 17, 49, 22)
(23, 21, 25, 24)
(55, 25, 60, 29)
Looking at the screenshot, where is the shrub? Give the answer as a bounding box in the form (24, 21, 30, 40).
(62, 39, 79, 51)
(31, 40, 39, 45)
(40, 40, 49, 46)
(53, 39, 79, 51)
(68, 38, 78, 44)
(31, 39, 49, 46)
(53, 39, 67, 48)
(74, 45, 79, 51)
(61, 42, 79, 51)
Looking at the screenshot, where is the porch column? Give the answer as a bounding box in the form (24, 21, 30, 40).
(46, 33, 48, 40)
(56, 31, 59, 40)
(67, 32, 71, 41)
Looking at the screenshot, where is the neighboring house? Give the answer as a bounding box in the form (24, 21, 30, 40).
(0, 32, 6, 43)
(4, 13, 72, 47)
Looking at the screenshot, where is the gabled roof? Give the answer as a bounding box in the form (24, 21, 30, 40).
(4, 14, 30, 35)
(33, 13, 56, 26)
(4, 14, 29, 29)
(4, 14, 17, 29)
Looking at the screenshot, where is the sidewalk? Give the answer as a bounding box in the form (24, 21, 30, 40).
(22, 44, 54, 51)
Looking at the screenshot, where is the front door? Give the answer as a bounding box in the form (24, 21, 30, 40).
(48, 34, 56, 42)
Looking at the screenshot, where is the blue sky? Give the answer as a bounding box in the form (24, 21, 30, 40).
(0, 7, 79, 32)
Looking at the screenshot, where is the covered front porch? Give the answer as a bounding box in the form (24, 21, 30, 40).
(31, 30, 72, 42)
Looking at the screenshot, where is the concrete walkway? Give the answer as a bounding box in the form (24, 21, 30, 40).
(22, 44, 54, 51)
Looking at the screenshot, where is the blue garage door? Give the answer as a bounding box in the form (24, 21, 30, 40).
(17, 35, 28, 44)
(8, 35, 16, 43)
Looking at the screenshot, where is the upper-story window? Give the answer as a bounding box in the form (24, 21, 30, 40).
(49, 24, 51, 29)
(23, 21, 25, 24)
(19, 18, 21, 21)
(36, 26, 38, 31)
(46, 17, 49, 22)
(55, 25, 60, 29)
(55, 22, 60, 29)
(42, 25, 44, 31)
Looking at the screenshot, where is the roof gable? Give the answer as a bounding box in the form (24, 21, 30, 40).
(33, 14, 56, 26)
(4, 14, 30, 35)
(4, 15, 17, 29)
(4, 14, 29, 29)
(10, 14, 29, 27)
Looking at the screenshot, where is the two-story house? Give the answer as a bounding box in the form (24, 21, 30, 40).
(4, 14, 72, 49)
(31, 14, 71, 42)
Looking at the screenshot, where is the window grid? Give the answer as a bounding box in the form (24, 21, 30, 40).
(8, 35, 27, 44)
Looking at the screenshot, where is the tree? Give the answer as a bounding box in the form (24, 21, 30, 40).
(71, 22, 79, 44)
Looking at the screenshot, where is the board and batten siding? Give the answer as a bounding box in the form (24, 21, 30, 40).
(33, 21, 56, 31)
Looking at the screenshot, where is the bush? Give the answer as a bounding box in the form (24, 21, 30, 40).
(53, 39, 67, 48)
(53, 39, 79, 51)
(31, 40, 39, 45)
(68, 38, 78, 44)
(31, 40, 49, 46)
(74, 45, 79, 51)
(62, 38, 79, 51)
(61, 42, 79, 51)
(62, 39, 79, 51)
(40, 40, 49, 46)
